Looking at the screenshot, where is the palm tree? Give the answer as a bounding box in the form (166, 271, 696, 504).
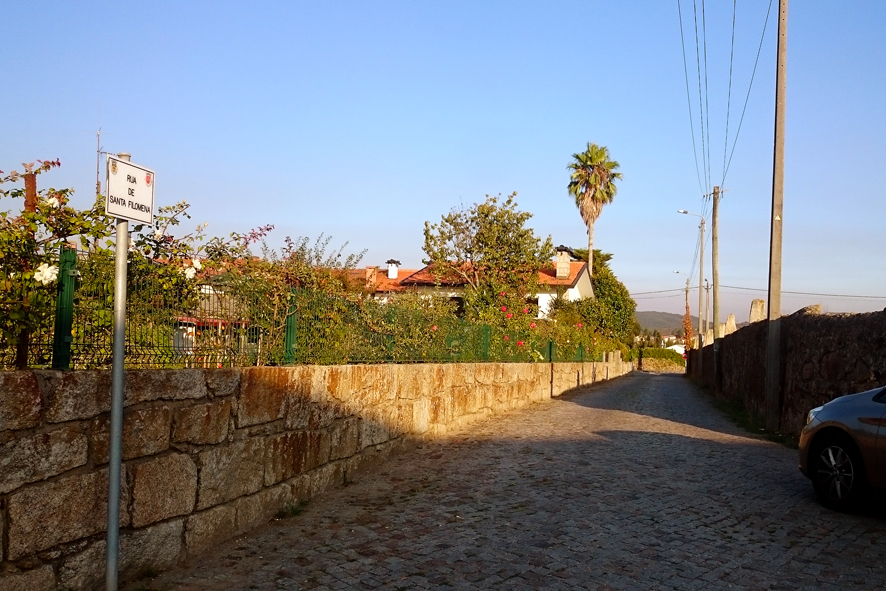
(567, 143, 622, 283)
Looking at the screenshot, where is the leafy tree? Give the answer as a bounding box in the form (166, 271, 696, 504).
(570, 248, 614, 276)
(422, 193, 554, 319)
(0, 160, 114, 367)
(567, 143, 622, 284)
(549, 263, 636, 345)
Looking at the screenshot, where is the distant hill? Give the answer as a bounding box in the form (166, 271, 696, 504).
(634, 311, 748, 334)
(635, 311, 696, 335)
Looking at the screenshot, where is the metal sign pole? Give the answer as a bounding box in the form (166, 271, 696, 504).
(106, 153, 131, 590)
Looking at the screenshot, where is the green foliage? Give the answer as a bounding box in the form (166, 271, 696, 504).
(567, 143, 622, 227)
(569, 248, 613, 276)
(640, 347, 685, 367)
(549, 265, 636, 344)
(422, 192, 554, 316)
(0, 161, 114, 359)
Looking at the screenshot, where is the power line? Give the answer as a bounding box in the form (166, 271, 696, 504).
(676, 0, 705, 196)
(721, 0, 737, 186)
(701, 0, 712, 192)
(722, 0, 774, 184)
(720, 285, 886, 300)
(692, 0, 709, 194)
(631, 284, 885, 301)
(630, 287, 694, 295)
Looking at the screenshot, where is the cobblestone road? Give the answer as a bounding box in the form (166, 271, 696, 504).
(136, 372, 886, 590)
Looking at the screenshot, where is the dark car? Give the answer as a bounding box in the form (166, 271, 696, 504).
(799, 386, 886, 511)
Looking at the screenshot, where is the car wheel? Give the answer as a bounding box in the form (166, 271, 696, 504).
(811, 436, 866, 511)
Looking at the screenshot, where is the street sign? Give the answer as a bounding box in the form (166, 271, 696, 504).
(106, 155, 155, 224)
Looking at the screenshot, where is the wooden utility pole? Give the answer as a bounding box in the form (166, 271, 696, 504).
(765, 0, 788, 431)
(14, 172, 39, 369)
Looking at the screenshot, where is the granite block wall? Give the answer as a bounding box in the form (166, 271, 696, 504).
(0, 358, 632, 589)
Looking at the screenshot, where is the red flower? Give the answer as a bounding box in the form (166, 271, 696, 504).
(517, 341, 524, 346)
(504, 335, 509, 341)
(500, 292, 506, 296)
(523, 308, 529, 314)
(506, 313, 513, 318)
(432, 325, 438, 331)
(530, 322, 536, 329)
(501, 306, 507, 312)
(577, 323, 583, 328)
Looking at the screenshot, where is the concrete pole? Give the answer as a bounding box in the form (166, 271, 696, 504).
(698, 218, 705, 344)
(712, 186, 721, 340)
(765, 0, 788, 431)
(705, 280, 711, 335)
(106, 152, 130, 591)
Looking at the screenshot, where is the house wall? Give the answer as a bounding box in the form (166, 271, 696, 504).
(0, 358, 633, 590)
(687, 306, 886, 436)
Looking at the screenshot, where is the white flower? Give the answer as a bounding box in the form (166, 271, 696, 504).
(129, 237, 136, 252)
(192, 257, 202, 270)
(182, 266, 196, 280)
(154, 229, 164, 239)
(34, 263, 59, 285)
(46, 196, 60, 208)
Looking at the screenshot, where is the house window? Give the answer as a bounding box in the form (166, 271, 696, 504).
(450, 297, 466, 318)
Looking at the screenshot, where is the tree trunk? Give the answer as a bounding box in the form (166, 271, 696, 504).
(587, 221, 596, 299)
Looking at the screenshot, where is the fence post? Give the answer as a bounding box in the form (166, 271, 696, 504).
(283, 290, 298, 365)
(51, 246, 77, 370)
(544, 340, 554, 363)
(481, 325, 490, 361)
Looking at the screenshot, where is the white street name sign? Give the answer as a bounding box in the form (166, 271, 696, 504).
(106, 155, 155, 224)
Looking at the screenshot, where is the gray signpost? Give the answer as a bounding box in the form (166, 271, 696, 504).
(104, 153, 154, 590)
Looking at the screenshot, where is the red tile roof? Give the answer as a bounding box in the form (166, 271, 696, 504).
(537, 261, 588, 288)
(349, 268, 422, 293)
(361, 260, 589, 291)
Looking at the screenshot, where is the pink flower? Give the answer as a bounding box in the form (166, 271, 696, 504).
(501, 306, 507, 312)
(432, 325, 438, 331)
(500, 292, 506, 296)
(577, 323, 583, 328)
(504, 335, 509, 341)
(523, 308, 529, 314)
(530, 322, 536, 329)
(506, 313, 513, 318)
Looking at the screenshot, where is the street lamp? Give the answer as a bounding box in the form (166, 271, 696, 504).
(677, 210, 705, 348)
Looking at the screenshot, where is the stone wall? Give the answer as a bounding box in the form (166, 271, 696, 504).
(687, 307, 886, 436)
(0, 358, 632, 589)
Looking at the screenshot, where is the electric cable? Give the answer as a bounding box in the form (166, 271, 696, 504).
(692, 0, 710, 194)
(721, 0, 737, 186)
(676, 0, 705, 197)
(722, 0, 774, 185)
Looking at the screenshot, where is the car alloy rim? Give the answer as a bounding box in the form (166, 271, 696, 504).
(816, 445, 855, 501)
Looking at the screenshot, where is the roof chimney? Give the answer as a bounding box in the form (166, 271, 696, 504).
(555, 246, 571, 280)
(386, 259, 401, 280)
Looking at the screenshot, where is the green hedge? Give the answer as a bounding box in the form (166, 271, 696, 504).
(640, 347, 685, 367)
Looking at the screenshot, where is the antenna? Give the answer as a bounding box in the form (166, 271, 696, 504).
(95, 128, 102, 196)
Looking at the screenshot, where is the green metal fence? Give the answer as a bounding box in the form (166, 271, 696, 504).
(1, 249, 604, 369)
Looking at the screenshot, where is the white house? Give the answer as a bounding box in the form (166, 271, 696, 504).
(353, 247, 594, 318)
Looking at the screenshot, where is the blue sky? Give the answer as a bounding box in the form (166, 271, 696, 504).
(3, 1, 884, 320)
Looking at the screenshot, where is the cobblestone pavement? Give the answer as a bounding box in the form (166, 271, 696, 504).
(135, 372, 886, 590)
